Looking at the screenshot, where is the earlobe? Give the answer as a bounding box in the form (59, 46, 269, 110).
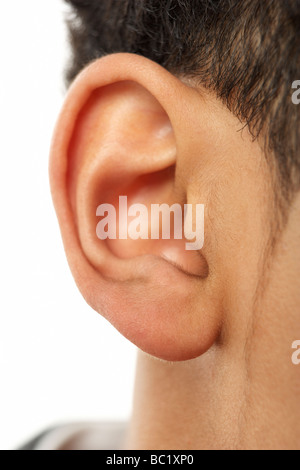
(49, 53, 223, 362)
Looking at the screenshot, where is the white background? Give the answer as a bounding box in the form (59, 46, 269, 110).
(0, 0, 136, 450)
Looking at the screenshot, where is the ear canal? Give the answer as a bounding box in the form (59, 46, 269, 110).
(50, 54, 223, 362)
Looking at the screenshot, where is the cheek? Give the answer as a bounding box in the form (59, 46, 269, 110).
(185, 141, 274, 318)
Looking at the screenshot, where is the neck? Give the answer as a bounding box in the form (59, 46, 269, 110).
(124, 341, 299, 450)
(124, 198, 300, 451)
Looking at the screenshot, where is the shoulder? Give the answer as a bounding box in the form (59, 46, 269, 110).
(19, 422, 128, 450)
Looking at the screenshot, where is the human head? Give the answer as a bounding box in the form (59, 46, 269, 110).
(49, 0, 300, 362)
(65, 0, 300, 205)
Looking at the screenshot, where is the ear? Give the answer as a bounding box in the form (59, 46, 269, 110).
(49, 53, 222, 362)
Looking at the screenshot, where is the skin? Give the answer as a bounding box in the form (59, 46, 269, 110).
(49, 53, 300, 450)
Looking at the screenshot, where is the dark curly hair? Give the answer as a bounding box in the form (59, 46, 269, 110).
(64, 0, 300, 207)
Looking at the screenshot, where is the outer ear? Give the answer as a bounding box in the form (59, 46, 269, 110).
(49, 53, 223, 362)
